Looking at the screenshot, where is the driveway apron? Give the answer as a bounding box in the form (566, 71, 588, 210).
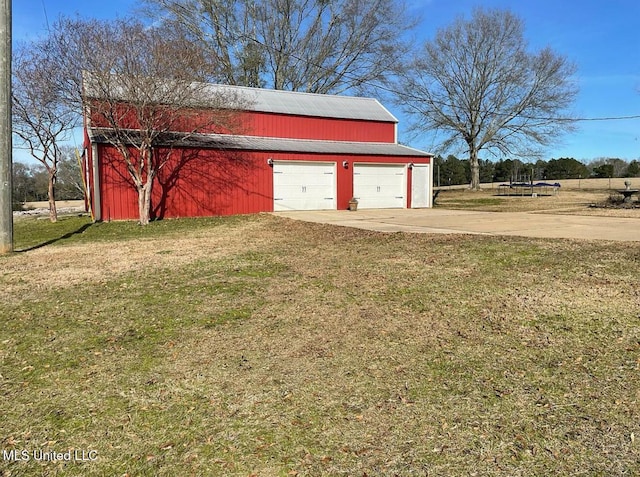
(273, 209, 640, 242)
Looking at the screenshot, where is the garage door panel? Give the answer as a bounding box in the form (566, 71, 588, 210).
(411, 164, 431, 208)
(353, 164, 406, 209)
(273, 162, 336, 211)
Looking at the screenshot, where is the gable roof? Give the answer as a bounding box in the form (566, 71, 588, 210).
(203, 84, 399, 123)
(82, 72, 398, 123)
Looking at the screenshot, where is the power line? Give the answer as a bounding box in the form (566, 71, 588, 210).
(41, 0, 50, 32)
(572, 114, 640, 122)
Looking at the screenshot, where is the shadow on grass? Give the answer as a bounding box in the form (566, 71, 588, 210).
(17, 222, 94, 252)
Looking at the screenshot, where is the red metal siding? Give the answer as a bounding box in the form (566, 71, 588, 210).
(98, 145, 132, 220)
(95, 143, 430, 220)
(240, 111, 396, 143)
(97, 144, 273, 220)
(152, 148, 272, 218)
(90, 105, 396, 143)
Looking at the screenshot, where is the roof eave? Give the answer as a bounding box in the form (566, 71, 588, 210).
(87, 127, 432, 157)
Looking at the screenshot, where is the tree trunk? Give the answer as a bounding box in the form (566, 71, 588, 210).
(48, 170, 58, 223)
(138, 183, 151, 225)
(137, 180, 153, 226)
(469, 147, 481, 190)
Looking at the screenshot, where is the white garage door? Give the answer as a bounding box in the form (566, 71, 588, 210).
(353, 164, 406, 209)
(273, 162, 336, 211)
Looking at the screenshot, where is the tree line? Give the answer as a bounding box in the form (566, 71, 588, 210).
(434, 155, 640, 187)
(12, 147, 84, 210)
(12, 3, 583, 223)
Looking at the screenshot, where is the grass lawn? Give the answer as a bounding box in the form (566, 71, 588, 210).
(1, 213, 639, 476)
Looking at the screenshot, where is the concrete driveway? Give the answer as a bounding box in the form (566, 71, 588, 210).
(273, 208, 640, 241)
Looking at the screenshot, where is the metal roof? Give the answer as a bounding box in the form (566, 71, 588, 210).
(83, 72, 398, 123)
(89, 128, 431, 157)
(203, 84, 399, 123)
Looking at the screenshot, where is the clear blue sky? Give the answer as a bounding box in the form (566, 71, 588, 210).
(12, 0, 640, 163)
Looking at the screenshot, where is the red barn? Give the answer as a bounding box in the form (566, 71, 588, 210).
(83, 84, 433, 221)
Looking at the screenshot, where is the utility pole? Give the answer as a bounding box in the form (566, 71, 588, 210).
(0, 0, 12, 253)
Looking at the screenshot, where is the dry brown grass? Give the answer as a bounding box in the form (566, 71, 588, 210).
(0, 218, 269, 304)
(1, 215, 639, 476)
(436, 186, 640, 217)
(439, 177, 639, 191)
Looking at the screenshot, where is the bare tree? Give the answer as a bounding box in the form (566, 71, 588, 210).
(56, 146, 85, 200)
(12, 43, 78, 222)
(18, 17, 247, 225)
(141, 0, 416, 94)
(397, 8, 578, 189)
(77, 19, 247, 224)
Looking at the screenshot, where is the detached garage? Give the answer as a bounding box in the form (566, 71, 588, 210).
(84, 83, 433, 221)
